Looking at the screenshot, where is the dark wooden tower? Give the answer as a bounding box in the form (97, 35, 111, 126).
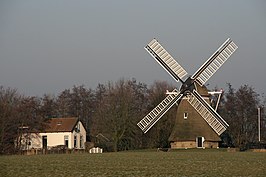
(168, 83, 220, 148)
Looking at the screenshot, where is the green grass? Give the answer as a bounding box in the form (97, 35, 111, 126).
(0, 149, 265, 177)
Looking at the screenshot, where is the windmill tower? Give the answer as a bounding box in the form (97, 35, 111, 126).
(137, 38, 238, 149)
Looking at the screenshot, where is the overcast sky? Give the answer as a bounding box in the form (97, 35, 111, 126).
(0, 0, 266, 97)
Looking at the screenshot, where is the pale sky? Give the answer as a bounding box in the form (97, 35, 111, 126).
(0, 0, 266, 96)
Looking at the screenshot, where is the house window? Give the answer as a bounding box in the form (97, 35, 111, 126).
(64, 135, 69, 148)
(77, 123, 80, 131)
(74, 135, 77, 148)
(184, 112, 188, 119)
(80, 135, 83, 148)
(42, 136, 47, 149)
(75, 123, 80, 133)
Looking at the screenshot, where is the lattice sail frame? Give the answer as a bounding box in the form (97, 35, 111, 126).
(192, 38, 238, 86)
(137, 89, 183, 133)
(187, 90, 228, 135)
(145, 39, 188, 83)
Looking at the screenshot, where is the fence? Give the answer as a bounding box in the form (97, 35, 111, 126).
(89, 147, 103, 153)
(20, 148, 86, 155)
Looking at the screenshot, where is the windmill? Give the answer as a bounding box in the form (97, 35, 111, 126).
(137, 38, 238, 148)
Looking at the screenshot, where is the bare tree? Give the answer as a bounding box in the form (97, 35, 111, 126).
(0, 87, 48, 154)
(0, 87, 21, 154)
(56, 89, 72, 117)
(55, 85, 95, 140)
(224, 84, 260, 148)
(40, 94, 57, 118)
(142, 81, 176, 148)
(262, 96, 266, 143)
(70, 85, 95, 132)
(92, 79, 148, 151)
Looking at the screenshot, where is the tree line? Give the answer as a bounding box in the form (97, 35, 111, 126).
(0, 79, 265, 154)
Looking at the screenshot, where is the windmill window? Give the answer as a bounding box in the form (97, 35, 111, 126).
(184, 112, 188, 119)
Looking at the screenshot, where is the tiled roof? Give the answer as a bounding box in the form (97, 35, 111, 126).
(45, 117, 79, 132)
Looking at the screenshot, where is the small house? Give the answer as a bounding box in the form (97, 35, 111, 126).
(21, 117, 86, 150)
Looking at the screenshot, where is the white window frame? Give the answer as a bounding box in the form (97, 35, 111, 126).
(184, 112, 188, 119)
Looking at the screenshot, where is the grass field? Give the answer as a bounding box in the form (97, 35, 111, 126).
(0, 149, 265, 177)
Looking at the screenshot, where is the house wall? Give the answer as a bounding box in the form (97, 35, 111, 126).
(46, 132, 72, 148)
(71, 121, 86, 149)
(25, 132, 72, 149)
(20, 133, 42, 150)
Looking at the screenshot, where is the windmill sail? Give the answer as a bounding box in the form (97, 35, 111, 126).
(187, 90, 229, 135)
(137, 89, 183, 133)
(192, 38, 238, 86)
(145, 39, 188, 83)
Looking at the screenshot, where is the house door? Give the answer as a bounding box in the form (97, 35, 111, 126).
(42, 136, 47, 149)
(197, 137, 204, 148)
(64, 135, 69, 148)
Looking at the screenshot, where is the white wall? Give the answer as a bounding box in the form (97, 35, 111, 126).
(25, 132, 72, 149)
(45, 132, 72, 148)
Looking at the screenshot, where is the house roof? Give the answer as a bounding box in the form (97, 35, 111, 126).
(45, 117, 79, 133)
